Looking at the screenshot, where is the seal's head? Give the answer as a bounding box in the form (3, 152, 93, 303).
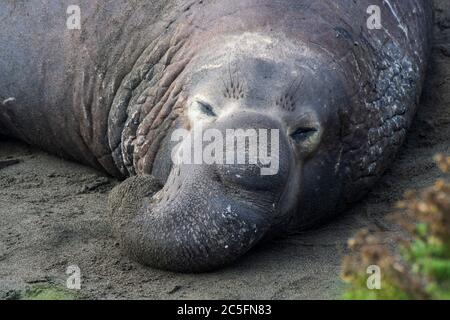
(109, 5, 348, 272)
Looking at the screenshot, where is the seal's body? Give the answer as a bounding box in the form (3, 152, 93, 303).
(0, 1, 432, 271)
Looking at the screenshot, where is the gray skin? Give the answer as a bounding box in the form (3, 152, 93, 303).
(0, 0, 432, 272)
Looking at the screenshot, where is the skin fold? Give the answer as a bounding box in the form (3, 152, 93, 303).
(0, 0, 432, 272)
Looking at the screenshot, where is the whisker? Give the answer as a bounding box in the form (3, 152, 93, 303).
(292, 75, 305, 103)
(228, 53, 234, 88)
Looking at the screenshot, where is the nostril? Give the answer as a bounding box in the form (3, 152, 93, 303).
(211, 169, 225, 184)
(215, 163, 285, 192)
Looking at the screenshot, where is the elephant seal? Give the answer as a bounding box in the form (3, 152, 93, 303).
(0, 1, 432, 272)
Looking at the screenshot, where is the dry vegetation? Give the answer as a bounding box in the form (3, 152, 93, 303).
(342, 155, 450, 300)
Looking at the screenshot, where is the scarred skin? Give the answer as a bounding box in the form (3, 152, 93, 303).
(0, 1, 432, 272)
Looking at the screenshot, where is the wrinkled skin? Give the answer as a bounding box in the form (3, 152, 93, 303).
(0, 1, 432, 272)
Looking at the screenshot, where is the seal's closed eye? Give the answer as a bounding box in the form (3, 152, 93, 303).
(197, 100, 217, 117)
(288, 122, 322, 158)
(290, 127, 318, 143)
(188, 99, 218, 124)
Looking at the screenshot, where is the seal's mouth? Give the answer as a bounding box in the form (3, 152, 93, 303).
(108, 164, 278, 272)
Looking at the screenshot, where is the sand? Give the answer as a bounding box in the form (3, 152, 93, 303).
(0, 0, 449, 300)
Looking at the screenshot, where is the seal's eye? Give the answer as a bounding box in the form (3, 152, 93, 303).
(290, 127, 318, 143)
(188, 99, 218, 124)
(197, 101, 217, 117)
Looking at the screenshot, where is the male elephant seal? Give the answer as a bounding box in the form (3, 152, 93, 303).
(0, 1, 432, 272)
